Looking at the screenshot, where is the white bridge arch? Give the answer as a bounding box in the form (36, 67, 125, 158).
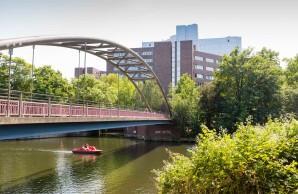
(0, 35, 170, 114)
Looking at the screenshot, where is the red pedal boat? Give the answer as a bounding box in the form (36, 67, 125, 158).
(72, 145, 102, 155)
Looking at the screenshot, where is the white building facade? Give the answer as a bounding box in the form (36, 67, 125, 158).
(168, 24, 241, 56)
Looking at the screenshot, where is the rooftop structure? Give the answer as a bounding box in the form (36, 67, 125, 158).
(168, 24, 241, 56)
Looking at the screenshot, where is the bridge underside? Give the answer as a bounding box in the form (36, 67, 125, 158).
(0, 119, 171, 140)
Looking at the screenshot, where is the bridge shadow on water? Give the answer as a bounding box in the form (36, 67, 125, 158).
(0, 138, 177, 193)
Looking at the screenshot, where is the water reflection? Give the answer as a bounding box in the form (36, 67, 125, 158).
(75, 155, 97, 162)
(0, 137, 191, 193)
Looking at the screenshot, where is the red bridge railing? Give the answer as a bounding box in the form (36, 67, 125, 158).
(0, 90, 169, 119)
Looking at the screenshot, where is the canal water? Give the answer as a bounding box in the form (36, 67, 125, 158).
(0, 137, 191, 193)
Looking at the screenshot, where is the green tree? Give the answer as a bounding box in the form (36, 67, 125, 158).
(212, 47, 283, 131)
(198, 82, 219, 129)
(282, 54, 298, 117)
(281, 87, 298, 117)
(0, 53, 32, 92)
(72, 74, 106, 102)
(33, 65, 74, 98)
(284, 54, 298, 86)
(139, 80, 164, 111)
(118, 75, 136, 108)
(10, 57, 32, 92)
(169, 74, 200, 137)
(72, 73, 138, 107)
(0, 52, 9, 89)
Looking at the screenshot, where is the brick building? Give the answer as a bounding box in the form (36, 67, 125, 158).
(74, 67, 105, 79)
(106, 40, 222, 93)
(107, 24, 240, 93)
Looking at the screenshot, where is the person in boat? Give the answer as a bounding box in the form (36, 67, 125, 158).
(82, 144, 89, 150)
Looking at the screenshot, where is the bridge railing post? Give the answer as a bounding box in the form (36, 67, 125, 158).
(118, 105, 120, 117)
(86, 101, 88, 117)
(98, 102, 101, 117)
(109, 104, 112, 117)
(19, 92, 23, 117)
(48, 96, 51, 117)
(69, 100, 72, 117)
(82, 100, 85, 117)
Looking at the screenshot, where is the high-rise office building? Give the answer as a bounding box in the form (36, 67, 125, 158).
(169, 24, 241, 56)
(106, 24, 240, 93)
(197, 36, 241, 56)
(176, 24, 199, 42)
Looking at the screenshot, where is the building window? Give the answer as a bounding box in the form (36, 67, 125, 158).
(195, 74, 203, 79)
(144, 58, 153, 63)
(142, 51, 153, 55)
(127, 66, 138, 71)
(206, 67, 214, 72)
(195, 56, 204, 61)
(206, 58, 214, 63)
(215, 60, 221, 64)
(195, 65, 204, 70)
(177, 41, 181, 82)
(206, 75, 214, 80)
(114, 52, 125, 57)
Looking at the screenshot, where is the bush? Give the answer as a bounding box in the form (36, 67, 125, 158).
(153, 119, 298, 193)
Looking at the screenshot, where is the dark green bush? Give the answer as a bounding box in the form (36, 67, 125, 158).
(154, 119, 298, 193)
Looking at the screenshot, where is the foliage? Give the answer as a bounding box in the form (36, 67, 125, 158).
(72, 74, 106, 102)
(98, 74, 136, 107)
(0, 52, 32, 92)
(281, 55, 298, 118)
(284, 54, 298, 87)
(281, 86, 298, 118)
(154, 119, 298, 193)
(0, 52, 9, 89)
(169, 74, 200, 137)
(139, 80, 164, 111)
(207, 47, 283, 132)
(198, 82, 219, 129)
(33, 65, 74, 98)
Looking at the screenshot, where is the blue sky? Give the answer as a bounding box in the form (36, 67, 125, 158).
(0, 0, 297, 79)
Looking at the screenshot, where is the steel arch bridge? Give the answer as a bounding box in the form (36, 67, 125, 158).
(0, 35, 170, 115)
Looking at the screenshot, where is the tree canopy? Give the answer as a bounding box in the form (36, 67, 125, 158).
(169, 74, 200, 137)
(202, 47, 283, 131)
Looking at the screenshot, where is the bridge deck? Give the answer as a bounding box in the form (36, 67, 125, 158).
(0, 116, 169, 125)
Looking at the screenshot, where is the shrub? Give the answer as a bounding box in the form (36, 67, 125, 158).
(153, 119, 298, 193)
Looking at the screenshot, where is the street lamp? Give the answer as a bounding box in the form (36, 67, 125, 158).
(83, 42, 87, 116)
(118, 71, 120, 117)
(31, 45, 35, 100)
(7, 48, 13, 117)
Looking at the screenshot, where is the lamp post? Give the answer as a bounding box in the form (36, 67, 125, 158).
(118, 71, 120, 117)
(31, 45, 35, 100)
(7, 48, 13, 117)
(83, 42, 87, 116)
(77, 50, 81, 100)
